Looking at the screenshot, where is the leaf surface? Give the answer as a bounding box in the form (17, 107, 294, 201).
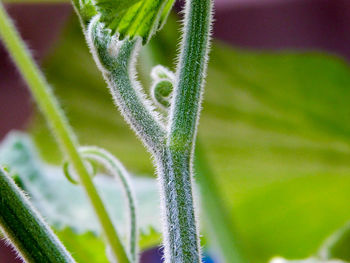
(95, 0, 175, 43)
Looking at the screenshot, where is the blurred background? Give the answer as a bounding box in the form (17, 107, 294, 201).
(2, 0, 350, 262)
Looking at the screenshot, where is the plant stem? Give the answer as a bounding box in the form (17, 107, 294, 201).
(0, 167, 75, 263)
(88, 18, 166, 153)
(161, 0, 213, 262)
(157, 149, 200, 263)
(169, 0, 212, 151)
(0, 4, 130, 263)
(87, 0, 213, 261)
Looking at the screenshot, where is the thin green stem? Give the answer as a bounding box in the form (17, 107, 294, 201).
(80, 146, 138, 262)
(0, 4, 130, 263)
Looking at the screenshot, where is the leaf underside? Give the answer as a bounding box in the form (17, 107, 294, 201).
(0, 132, 162, 256)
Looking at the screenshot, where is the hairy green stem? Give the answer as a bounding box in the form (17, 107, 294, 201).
(162, 0, 213, 262)
(88, 18, 167, 153)
(169, 0, 212, 151)
(156, 149, 199, 263)
(87, 0, 213, 261)
(0, 167, 75, 263)
(0, 4, 130, 263)
(146, 40, 246, 263)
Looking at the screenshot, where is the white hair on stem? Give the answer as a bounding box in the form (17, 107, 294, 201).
(84, 0, 214, 260)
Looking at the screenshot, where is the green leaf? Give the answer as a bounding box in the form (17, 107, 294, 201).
(55, 226, 161, 263)
(56, 228, 109, 263)
(0, 132, 162, 251)
(95, 0, 175, 44)
(139, 227, 162, 251)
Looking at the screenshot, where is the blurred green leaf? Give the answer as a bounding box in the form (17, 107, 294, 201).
(29, 14, 350, 263)
(0, 132, 162, 258)
(56, 228, 109, 263)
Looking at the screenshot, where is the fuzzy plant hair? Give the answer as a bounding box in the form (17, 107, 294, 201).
(81, 0, 214, 262)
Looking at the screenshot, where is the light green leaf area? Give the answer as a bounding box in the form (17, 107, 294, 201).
(0, 132, 162, 260)
(28, 15, 350, 262)
(55, 228, 108, 263)
(95, 0, 175, 44)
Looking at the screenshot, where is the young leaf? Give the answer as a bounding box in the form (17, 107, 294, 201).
(0, 167, 75, 263)
(95, 0, 175, 44)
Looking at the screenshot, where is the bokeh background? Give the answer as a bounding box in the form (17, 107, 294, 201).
(2, 0, 350, 262)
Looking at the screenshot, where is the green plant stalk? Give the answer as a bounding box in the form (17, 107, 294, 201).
(0, 4, 130, 263)
(163, 0, 213, 261)
(87, 0, 213, 261)
(0, 167, 75, 263)
(144, 39, 247, 263)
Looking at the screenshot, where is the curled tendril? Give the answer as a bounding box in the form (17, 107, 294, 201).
(150, 65, 174, 110)
(62, 146, 138, 262)
(62, 159, 97, 185)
